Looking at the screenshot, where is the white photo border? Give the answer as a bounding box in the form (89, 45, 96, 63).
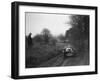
(18, 4, 96, 76)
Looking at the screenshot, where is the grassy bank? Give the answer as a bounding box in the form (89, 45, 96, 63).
(25, 43, 63, 68)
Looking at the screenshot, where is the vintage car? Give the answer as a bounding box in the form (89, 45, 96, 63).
(62, 46, 76, 57)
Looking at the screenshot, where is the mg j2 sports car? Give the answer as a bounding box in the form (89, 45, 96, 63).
(62, 46, 77, 57)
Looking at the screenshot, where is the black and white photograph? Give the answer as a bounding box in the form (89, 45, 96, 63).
(11, 1, 97, 79)
(25, 13, 89, 68)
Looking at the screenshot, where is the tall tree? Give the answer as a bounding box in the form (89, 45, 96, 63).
(65, 15, 89, 51)
(66, 15, 89, 40)
(41, 28, 51, 43)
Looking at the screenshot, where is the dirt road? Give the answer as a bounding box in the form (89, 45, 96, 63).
(39, 51, 89, 67)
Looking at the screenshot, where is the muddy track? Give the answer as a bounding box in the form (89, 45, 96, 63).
(38, 52, 89, 67)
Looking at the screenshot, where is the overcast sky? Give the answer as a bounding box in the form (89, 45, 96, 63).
(26, 12, 72, 37)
